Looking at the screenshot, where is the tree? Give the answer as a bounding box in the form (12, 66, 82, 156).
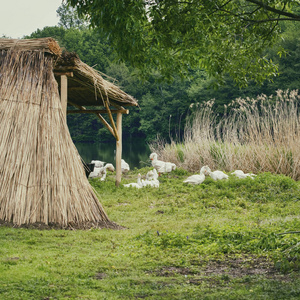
(26, 5, 300, 143)
(57, 2, 86, 29)
(67, 0, 300, 85)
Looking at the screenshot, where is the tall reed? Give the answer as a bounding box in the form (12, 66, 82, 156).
(151, 90, 300, 180)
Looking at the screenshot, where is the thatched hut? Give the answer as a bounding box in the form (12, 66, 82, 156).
(0, 38, 138, 229)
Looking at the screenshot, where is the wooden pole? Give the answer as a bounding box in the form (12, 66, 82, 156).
(60, 75, 68, 120)
(115, 112, 122, 186)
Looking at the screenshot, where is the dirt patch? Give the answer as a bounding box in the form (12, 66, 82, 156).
(202, 255, 276, 277)
(0, 220, 125, 230)
(153, 255, 292, 282)
(95, 272, 107, 280)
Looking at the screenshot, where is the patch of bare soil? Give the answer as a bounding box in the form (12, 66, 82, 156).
(153, 255, 293, 283)
(0, 220, 125, 230)
(95, 272, 107, 280)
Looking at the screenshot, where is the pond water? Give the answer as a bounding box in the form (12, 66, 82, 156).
(74, 139, 152, 170)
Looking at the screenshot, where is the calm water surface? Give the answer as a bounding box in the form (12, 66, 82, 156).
(74, 139, 152, 169)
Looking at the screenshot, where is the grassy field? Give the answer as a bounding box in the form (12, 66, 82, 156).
(0, 168, 300, 299)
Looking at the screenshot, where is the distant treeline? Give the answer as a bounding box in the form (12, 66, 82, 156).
(28, 20, 300, 143)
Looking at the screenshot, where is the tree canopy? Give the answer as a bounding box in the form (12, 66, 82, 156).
(67, 0, 300, 85)
(27, 4, 300, 143)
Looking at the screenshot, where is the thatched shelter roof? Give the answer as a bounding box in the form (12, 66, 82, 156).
(0, 37, 138, 109)
(54, 52, 138, 108)
(0, 37, 130, 229)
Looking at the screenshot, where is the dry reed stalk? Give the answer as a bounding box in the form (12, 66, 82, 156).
(152, 91, 300, 180)
(0, 49, 120, 229)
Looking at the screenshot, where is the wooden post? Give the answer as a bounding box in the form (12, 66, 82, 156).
(60, 75, 68, 120)
(115, 112, 122, 186)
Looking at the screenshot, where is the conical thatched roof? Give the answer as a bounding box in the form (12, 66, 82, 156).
(0, 38, 126, 229)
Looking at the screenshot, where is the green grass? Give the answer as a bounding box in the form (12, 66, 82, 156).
(0, 168, 300, 299)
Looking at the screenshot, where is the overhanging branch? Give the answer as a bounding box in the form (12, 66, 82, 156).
(246, 0, 300, 21)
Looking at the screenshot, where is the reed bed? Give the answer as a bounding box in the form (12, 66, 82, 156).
(0, 48, 118, 229)
(151, 90, 300, 180)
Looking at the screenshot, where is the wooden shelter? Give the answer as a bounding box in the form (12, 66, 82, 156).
(54, 51, 138, 186)
(0, 38, 138, 229)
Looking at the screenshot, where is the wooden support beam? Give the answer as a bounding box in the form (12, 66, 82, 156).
(67, 109, 129, 114)
(68, 86, 87, 91)
(55, 71, 73, 77)
(103, 100, 119, 141)
(96, 114, 116, 138)
(68, 101, 116, 138)
(115, 112, 122, 186)
(54, 66, 74, 72)
(67, 101, 85, 110)
(60, 75, 68, 120)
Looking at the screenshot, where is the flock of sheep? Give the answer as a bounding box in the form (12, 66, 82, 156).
(88, 152, 256, 188)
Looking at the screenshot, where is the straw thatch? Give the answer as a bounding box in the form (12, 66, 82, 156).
(54, 52, 138, 108)
(0, 38, 122, 229)
(0, 37, 62, 56)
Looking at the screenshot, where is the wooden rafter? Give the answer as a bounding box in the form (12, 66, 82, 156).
(67, 109, 129, 114)
(54, 71, 74, 77)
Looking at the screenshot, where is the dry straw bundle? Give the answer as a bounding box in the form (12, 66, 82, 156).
(0, 37, 62, 55)
(0, 40, 119, 229)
